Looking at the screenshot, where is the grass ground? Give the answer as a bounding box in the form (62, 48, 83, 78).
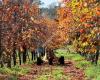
(0, 63, 32, 80)
(35, 66, 69, 80)
(56, 49, 100, 80)
(0, 48, 100, 80)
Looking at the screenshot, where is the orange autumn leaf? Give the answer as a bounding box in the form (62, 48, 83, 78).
(96, 7, 100, 16)
(3, 0, 9, 5)
(84, 23, 93, 28)
(80, 29, 85, 33)
(23, 3, 30, 12)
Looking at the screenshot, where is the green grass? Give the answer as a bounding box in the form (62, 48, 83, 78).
(0, 65, 31, 80)
(37, 66, 68, 80)
(0, 65, 30, 75)
(0, 48, 99, 80)
(0, 65, 31, 79)
(85, 64, 100, 80)
(52, 69, 68, 80)
(75, 60, 91, 68)
(55, 48, 100, 80)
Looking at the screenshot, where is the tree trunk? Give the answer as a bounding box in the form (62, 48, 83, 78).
(91, 54, 95, 64)
(23, 49, 27, 63)
(31, 51, 33, 60)
(1, 61, 4, 68)
(59, 56, 65, 65)
(7, 55, 11, 68)
(37, 57, 43, 65)
(0, 22, 3, 67)
(18, 50, 21, 65)
(48, 57, 53, 65)
(13, 49, 16, 66)
(95, 49, 99, 64)
(31, 51, 36, 60)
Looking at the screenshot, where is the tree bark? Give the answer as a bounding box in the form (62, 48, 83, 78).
(18, 50, 21, 65)
(7, 55, 11, 68)
(23, 48, 27, 63)
(31, 50, 36, 60)
(13, 48, 16, 66)
(95, 47, 100, 64)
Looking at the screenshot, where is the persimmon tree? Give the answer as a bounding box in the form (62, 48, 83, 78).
(0, 0, 68, 67)
(59, 0, 100, 64)
(0, 0, 41, 67)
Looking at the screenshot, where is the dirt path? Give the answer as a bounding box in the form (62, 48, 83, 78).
(0, 60, 85, 80)
(64, 60, 85, 80)
(18, 62, 61, 80)
(18, 60, 85, 80)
